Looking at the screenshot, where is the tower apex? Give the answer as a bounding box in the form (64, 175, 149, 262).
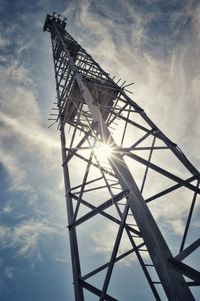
(43, 13, 67, 32)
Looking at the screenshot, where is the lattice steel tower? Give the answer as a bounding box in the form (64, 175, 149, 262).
(43, 13, 200, 300)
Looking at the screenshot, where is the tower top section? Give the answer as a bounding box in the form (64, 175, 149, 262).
(43, 12, 67, 32)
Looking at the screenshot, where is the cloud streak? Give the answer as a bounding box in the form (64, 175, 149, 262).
(0, 219, 58, 259)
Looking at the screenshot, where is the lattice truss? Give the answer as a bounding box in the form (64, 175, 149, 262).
(44, 14, 200, 301)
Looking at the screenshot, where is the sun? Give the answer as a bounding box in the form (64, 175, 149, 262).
(93, 142, 113, 162)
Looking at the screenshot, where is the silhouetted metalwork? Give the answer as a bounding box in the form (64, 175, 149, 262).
(43, 12, 200, 300)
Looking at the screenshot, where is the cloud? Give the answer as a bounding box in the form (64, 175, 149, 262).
(0, 225, 7, 241)
(90, 223, 119, 255)
(52, 256, 69, 263)
(11, 220, 56, 257)
(0, 258, 15, 293)
(4, 266, 15, 279)
(0, 148, 33, 193)
(81, 2, 199, 164)
(66, 0, 200, 158)
(0, 204, 14, 215)
(0, 61, 39, 120)
(0, 36, 10, 48)
(0, 219, 58, 259)
(0, 44, 61, 196)
(16, 39, 34, 54)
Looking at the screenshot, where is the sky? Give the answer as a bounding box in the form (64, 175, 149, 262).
(0, 0, 200, 300)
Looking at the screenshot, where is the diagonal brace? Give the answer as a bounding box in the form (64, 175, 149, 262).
(69, 192, 140, 236)
(100, 201, 129, 300)
(69, 189, 129, 228)
(82, 243, 145, 281)
(168, 257, 200, 284)
(175, 238, 200, 261)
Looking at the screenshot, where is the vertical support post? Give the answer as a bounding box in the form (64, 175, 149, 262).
(60, 127, 84, 301)
(51, 33, 84, 300)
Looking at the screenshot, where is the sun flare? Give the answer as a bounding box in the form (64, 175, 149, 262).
(93, 142, 113, 162)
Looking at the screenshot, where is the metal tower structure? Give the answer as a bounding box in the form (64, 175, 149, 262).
(43, 13, 200, 300)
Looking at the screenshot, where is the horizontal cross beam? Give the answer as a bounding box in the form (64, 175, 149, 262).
(79, 280, 118, 301)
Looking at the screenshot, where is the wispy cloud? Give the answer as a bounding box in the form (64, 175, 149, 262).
(0, 32, 65, 275)
(89, 222, 134, 258)
(0, 35, 60, 196)
(0, 219, 58, 259)
(4, 266, 15, 280)
(16, 39, 34, 54)
(0, 258, 15, 293)
(0, 36, 10, 48)
(66, 0, 200, 162)
(0, 204, 14, 215)
(0, 148, 33, 193)
(11, 219, 57, 257)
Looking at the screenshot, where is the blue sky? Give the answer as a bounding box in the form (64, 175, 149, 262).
(0, 0, 200, 300)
